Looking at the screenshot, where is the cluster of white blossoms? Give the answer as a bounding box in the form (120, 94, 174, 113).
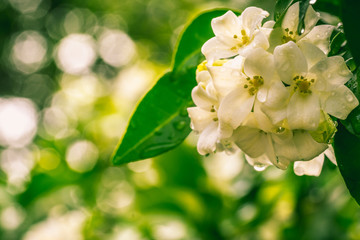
(187, 3, 359, 176)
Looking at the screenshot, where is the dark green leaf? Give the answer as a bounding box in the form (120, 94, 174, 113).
(342, 69, 360, 136)
(328, 27, 347, 57)
(313, 0, 341, 18)
(297, 0, 310, 35)
(341, 0, 360, 67)
(112, 9, 243, 165)
(334, 123, 360, 206)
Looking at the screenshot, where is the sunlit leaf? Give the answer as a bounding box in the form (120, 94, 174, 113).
(112, 9, 242, 165)
(112, 71, 194, 165)
(334, 123, 360, 206)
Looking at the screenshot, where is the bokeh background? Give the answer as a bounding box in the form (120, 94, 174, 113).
(0, 0, 359, 239)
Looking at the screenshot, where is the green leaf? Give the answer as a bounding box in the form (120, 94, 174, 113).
(111, 70, 195, 165)
(112, 9, 238, 165)
(341, 69, 360, 136)
(313, 0, 341, 18)
(328, 27, 347, 57)
(297, 0, 310, 35)
(334, 123, 360, 206)
(341, 0, 360, 68)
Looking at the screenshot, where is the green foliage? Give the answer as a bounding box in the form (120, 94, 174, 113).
(334, 123, 360, 205)
(332, 0, 360, 207)
(341, 0, 360, 67)
(112, 10, 240, 165)
(313, 0, 341, 18)
(342, 70, 360, 136)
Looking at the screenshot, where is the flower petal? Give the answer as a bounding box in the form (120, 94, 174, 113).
(261, 81, 290, 124)
(208, 65, 243, 98)
(244, 48, 274, 81)
(191, 84, 217, 109)
(197, 121, 219, 155)
(298, 42, 326, 69)
(264, 80, 290, 107)
(196, 70, 211, 84)
(287, 92, 320, 130)
(293, 153, 324, 176)
(323, 85, 359, 119)
(300, 25, 334, 54)
(201, 37, 237, 63)
(272, 129, 299, 161)
(187, 107, 216, 132)
(274, 41, 308, 85)
(240, 7, 269, 35)
(302, 5, 320, 36)
(292, 130, 328, 161)
(324, 145, 336, 165)
(212, 11, 241, 38)
(233, 126, 267, 158)
(312, 56, 353, 91)
(245, 154, 272, 171)
(239, 31, 270, 56)
(218, 87, 255, 128)
(281, 2, 300, 35)
(253, 102, 274, 132)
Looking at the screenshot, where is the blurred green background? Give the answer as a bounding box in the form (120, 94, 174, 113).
(0, 0, 359, 239)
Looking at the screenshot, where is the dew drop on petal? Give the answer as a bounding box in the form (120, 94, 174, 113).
(317, 62, 327, 71)
(253, 163, 266, 171)
(346, 94, 354, 102)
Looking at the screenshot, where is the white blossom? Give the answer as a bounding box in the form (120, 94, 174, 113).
(202, 8, 270, 63)
(188, 2, 359, 176)
(271, 41, 358, 130)
(268, 2, 334, 54)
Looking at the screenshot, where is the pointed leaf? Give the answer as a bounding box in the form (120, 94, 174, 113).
(334, 123, 360, 206)
(112, 10, 238, 165)
(341, 0, 360, 67)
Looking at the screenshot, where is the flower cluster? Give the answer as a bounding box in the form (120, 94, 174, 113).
(188, 3, 359, 176)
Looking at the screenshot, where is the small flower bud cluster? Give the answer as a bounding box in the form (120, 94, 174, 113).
(188, 3, 358, 176)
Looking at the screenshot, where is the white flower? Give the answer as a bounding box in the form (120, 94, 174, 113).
(271, 41, 358, 130)
(201, 8, 270, 63)
(188, 64, 233, 155)
(188, 2, 358, 177)
(232, 105, 281, 169)
(269, 2, 334, 54)
(215, 48, 283, 131)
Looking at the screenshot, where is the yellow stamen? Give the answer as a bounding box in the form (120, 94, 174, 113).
(244, 75, 264, 95)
